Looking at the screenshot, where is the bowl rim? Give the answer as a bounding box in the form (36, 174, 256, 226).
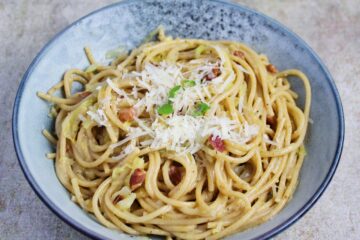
(12, 0, 345, 239)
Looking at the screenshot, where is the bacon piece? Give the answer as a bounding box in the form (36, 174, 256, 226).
(204, 68, 221, 81)
(266, 64, 278, 74)
(208, 135, 225, 152)
(212, 67, 221, 77)
(233, 50, 245, 59)
(113, 195, 124, 204)
(169, 165, 183, 185)
(129, 168, 146, 191)
(78, 91, 91, 99)
(118, 107, 136, 122)
(266, 115, 276, 128)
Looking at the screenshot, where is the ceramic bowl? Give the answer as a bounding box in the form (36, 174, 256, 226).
(13, 0, 344, 239)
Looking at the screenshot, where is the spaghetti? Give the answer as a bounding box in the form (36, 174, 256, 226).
(38, 28, 311, 240)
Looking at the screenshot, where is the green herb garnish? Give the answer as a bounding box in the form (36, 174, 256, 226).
(157, 103, 174, 115)
(193, 102, 210, 116)
(169, 85, 181, 99)
(181, 80, 196, 87)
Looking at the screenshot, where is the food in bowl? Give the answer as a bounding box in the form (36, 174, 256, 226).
(37, 28, 311, 240)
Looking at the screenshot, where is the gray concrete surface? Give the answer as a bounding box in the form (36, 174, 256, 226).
(0, 0, 359, 239)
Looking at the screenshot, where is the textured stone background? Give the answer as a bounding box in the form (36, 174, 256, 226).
(0, 0, 359, 239)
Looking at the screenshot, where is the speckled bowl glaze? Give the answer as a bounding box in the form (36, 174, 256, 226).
(13, 0, 344, 239)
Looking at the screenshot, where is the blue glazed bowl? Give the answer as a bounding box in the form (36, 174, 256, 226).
(12, 0, 344, 239)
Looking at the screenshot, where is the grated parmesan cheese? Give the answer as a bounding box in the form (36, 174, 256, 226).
(129, 61, 226, 114)
(106, 78, 131, 102)
(238, 95, 245, 113)
(236, 64, 250, 74)
(263, 134, 279, 146)
(110, 131, 149, 150)
(106, 60, 261, 155)
(87, 108, 108, 126)
(112, 144, 136, 161)
(78, 114, 86, 122)
(126, 115, 259, 154)
(171, 85, 207, 114)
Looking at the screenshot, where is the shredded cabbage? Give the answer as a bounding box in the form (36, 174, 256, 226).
(132, 157, 145, 169)
(299, 145, 307, 156)
(116, 192, 136, 210)
(112, 157, 144, 182)
(85, 82, 105, 92)
(48, 105, 58, 118)
(118, 186, 132, 196)
(195, 45, 206, 57)
(105, 46, 127, 60)
(123, 121, 132, 129)
(142, 26, 164, 43)
(112, 166, 127, 180)
(61, 97, 96, 141)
